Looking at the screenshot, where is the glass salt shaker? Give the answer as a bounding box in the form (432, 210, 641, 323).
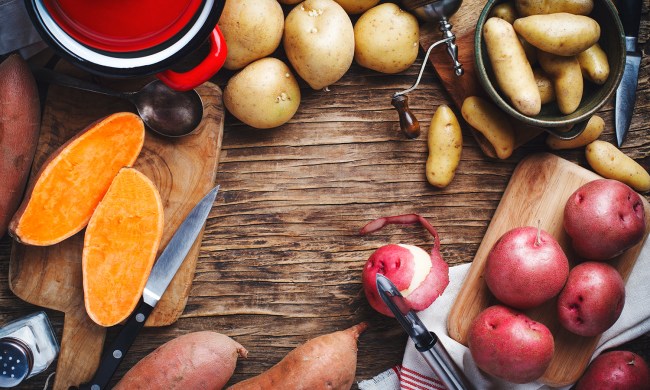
(0, 311, 59, 388)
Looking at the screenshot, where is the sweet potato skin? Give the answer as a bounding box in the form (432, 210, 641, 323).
(0, 54, 41, 237)
(228, 322, 368, 390)
(114, 331, 248, 390)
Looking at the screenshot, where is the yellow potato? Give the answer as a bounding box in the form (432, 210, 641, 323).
(538, 51, 583, 114)
(283, 0, 355, 90)
(334, 0, 380, 14)
(461, 96, 515, 160)
(520, 36, 538, 65)
(354, 3, 419, 74)
(218, 0, 284, 70)
(578, 43, 610, 85)
(483, 17, 541, 116)
(586, 140, 650, 192)
(546, 115, 604, 150)
(513, 13, 600, 56)
(490, 2, 518, 24)
(515, 0, 594, 16)
(223, 58, 301, 129)
(278, 0, 302, 4)
(426, 105, 463, 188)
(533, 68, 555, 104)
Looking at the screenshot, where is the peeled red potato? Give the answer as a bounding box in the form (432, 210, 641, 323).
(218, 0, 284, 70)
(468, 305, 554, 383)
(283, 0, 355, 90)
(224, 58, 301, 129)
(354, 3, 419, 74)
(360, 214, 449, 317)
(564, 179, 646, 260)
(557, 262, 625, 337)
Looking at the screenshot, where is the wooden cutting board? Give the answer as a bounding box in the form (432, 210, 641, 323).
(447, 153, 650, 386)
(8, 62, 224, 390)
(420, 0, 544, 158)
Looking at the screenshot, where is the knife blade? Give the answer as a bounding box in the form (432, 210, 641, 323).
(75, 185, 219, 390)
(376, 274, 472, 390)
(615, 0, 643, 147)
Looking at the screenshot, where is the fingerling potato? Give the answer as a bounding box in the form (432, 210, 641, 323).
(578, 43, 610, 85)
(426, 105, 463, 188)
(461, 96, 515, 160)
(533, 68, 555, 105)
(586, 140, 650, 192)
(546, 115, 604, 150)
(483, 17, 540, 116)
(515, 0, 594, 16)
(514, 13, 600, 56)
(490, 2, 518, 24)
(538, 51, 583, 115)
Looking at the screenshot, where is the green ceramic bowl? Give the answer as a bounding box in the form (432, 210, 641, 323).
(475, 0, 625, 134)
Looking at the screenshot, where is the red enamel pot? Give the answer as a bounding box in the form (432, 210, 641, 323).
(25, 0, 227, 91)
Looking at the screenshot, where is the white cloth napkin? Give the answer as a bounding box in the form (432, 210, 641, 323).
(359, 238, 650, 390)
(0, 0, 47, 58)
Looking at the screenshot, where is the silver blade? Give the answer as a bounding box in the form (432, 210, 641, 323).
(143, 185, 219, 307)
(375, 274, 435, 350)
(615, 53, 641, 147)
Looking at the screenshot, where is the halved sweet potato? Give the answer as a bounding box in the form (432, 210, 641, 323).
(9, 112, 144, 246)
(83, 167, 164, 327)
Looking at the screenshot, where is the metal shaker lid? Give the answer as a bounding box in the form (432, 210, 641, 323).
(0, 338, 34, 388)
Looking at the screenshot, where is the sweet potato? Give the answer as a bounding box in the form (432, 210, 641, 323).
(83, 167, 164, 327)
(0, 54, 41, 237)
(114, 331, 248, 390)
(228, 322, 368, 390)
(9, 112, 144, 246)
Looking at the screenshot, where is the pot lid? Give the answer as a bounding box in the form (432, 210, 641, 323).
(43, 0, 204, 52)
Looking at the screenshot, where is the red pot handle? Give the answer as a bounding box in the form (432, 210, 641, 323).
(157, 26, 227, 91)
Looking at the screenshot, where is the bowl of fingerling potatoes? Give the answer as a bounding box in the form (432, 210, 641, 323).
(474, 0, 625, 134)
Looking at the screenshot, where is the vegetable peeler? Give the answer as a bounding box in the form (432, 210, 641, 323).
(393, 0, 464, 138)
(376, 273, 472, 390)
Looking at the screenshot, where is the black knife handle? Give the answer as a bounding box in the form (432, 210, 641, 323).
(618, 0, 643, 38)
(75, 299, 154, 390)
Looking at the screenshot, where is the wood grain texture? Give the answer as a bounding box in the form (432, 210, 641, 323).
(6, 62, 223, 390)
(0, 4, 648, 388)
(448, 153, 650, 386)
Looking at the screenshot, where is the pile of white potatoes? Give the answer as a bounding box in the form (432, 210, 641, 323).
(219, 0, 421, 129)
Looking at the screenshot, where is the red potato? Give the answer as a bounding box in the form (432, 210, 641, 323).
(576, 350, 650, 390)
(557, 261, 625, 337)
(0, 54, 41, 237)
(114, 331, 248, 390)
(360, 214, 449, 317)
(228, 322, 368, 390)
(468, 305, 554, 383)
(564, 179, 646, 260)
(484, 225, 569, 309)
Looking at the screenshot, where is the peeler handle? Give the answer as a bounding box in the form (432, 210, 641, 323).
(392, 94, 420, 138)
(418, 333, 473, 390)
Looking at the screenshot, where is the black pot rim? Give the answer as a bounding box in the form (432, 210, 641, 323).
(25, 0, 225, 78)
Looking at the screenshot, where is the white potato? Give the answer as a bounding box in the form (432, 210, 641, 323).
(283, 0, 355, 90)
(223, 58, 301, 129)
(354, 3, 419, 74)
(218, 0, 284, 70)
(335, 0, 380, 14)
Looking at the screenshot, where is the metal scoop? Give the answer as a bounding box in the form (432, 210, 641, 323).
(393, 0, 464, 138)
(32, 67, 204, 138)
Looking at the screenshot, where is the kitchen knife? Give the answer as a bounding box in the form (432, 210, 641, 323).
(74, 185, 219, 390)
(615, 0, 643, 147)
(376, 274, 472, 390)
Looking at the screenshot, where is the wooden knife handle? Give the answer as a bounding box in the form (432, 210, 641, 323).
(392, 94, 421, 139)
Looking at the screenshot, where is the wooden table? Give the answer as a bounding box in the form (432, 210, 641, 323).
(2, 6, 650, 388)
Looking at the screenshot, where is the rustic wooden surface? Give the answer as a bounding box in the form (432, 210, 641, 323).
(1, 2, 649, 388)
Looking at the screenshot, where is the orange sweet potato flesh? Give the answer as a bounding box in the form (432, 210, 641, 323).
(228, 322, 368, 390)
(114, 331, 248, 390)
(0, 54, 41, 237)
(9, 112, 144, 246)
(83, 167, 164, 327)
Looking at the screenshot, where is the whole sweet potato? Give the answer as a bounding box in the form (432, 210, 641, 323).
(0, 54, 41, 237)
(114, 331, 248, 390)
(228, 322, 368, 390)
